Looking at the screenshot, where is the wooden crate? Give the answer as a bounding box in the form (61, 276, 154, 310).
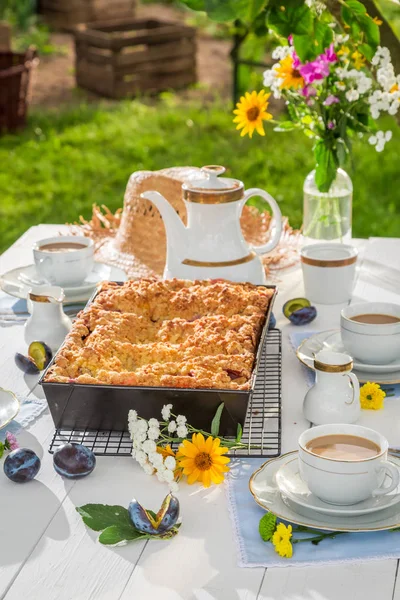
(74, 19, 197, 99)
(40, 0, 136, 30)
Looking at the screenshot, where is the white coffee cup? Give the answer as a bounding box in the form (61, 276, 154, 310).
(33, 236, 94, 287)
(301, 243, 358, 305)
(341, 302, 400, 365)
(298, 424, 400, 505)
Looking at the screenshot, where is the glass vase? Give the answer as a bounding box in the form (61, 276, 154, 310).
(303, 168, 353, 244)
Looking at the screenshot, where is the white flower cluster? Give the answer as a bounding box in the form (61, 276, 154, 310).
(305, 0, 325, 15)
(335, 66, 372, 100)
(368, 130, 392, 152)
(271, 45, 291, 61)
(369, 47, 400, 118)
(128, 404, 189, 492)
(263, 65, 282, 99)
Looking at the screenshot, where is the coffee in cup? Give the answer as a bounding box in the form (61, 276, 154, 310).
(33, 236, 94, 287)
(298, 424, 400, 505)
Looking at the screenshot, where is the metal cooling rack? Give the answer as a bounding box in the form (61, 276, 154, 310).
(49, 328, 282, 458)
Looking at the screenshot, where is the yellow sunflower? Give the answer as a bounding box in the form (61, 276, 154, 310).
(274, 55, 304, 90)
(233, 90, 272, 138)
(272, 523, 293, 558)
(360, 382, 386, 410)
(177, 433, 230, 487)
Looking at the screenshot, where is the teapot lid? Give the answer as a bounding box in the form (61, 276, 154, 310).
(182, 166, 244, 204)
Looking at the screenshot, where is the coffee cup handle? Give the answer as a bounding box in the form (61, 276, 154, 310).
(372, 460, 400, 496)
(344, 372, 360, 405)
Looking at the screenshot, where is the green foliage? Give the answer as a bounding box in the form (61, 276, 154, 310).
(259, 513, 277, 541)
(341, 0, 380, 54)
(0, 100, 399, 254)
(76, 503, 180, 546)
(211, 403, 225, 437)
(268, 0, 313, 37)
(294, 20, 333, 62)
(314, 140, 338, 193)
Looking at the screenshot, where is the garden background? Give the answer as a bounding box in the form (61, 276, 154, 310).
(1, 0, 399, 254)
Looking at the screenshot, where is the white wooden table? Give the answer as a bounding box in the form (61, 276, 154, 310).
(1, 225, 400, 600)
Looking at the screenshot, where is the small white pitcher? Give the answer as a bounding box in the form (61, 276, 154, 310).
(303, 350, 360, 425)
(24, 286, 72, 353)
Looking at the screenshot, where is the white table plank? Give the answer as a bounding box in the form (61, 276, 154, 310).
(259, 560, 397, 600)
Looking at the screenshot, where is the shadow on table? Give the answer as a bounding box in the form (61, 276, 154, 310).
(0, 431, 70, 567)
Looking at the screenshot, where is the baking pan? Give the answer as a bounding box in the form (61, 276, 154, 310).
(40, 285, 277, 437)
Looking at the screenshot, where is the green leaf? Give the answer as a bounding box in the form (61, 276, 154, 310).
(236, 423, 243, 443)
(358, 43, 374, 62)
(0, 443, 4, 459)
(98, 524, 148, 545)
(268, 0, 313, 37)
(211, 403, 225, 437)
(336, 139, 347, 167)
(341, 1, 379, 49)
(181, 0, 205, 10)
(204, 0, 236, 22)
(233, 0, 267, 23)
(76, 504, 133, 532)
(274, 120, 296, 131)
(314, 140, 337, 193)
(259, 513, 277, 541)
(294, 20, 333, 62)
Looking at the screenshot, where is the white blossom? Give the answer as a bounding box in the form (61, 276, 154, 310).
(136, 450, 147, 466)
(143, 462, 155, 475)
(271, 45, 291, 61)
(335, 34, 349, 44)
(142, 439, 157, 454)
(177, 425, 188, 438)
(161, 404, 173, 421)
(368, 130, 392, 152)
(148, 451, 163, 467)
(176, 415, 187, 426)
(148, 418, 159, 428)
(345, 89, 359, 102)
(128, 409, 138, 424)
(336, 82, 346, 91)
(164, 456, 176, 470)
(148, 427, 161, 440)
(163, 469, 174, 483)
(168, 420, 177, 433)
(169, 481, 179, 493)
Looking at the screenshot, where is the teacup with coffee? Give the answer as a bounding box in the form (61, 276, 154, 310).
(341, 302, 400, 365)
(33, 236, 94, 287)
(298, 424, 400, 505)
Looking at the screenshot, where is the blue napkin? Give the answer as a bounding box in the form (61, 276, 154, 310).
(225, 457, 400, 567)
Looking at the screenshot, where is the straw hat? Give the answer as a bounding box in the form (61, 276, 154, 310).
(73, 166, 301, 279)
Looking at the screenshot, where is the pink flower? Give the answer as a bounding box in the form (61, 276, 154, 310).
(327, 121, 335, 129)
(5, 431, 19, 451)
(322, 43, 337, 64)
(292, 50, 301, 70)
(300, 58, 330, 84)
(302, 85, 317, 98)
(324, 95, 340, 106)
(288, 34, 293, 46)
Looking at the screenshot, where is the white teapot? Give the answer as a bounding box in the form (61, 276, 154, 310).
(141, 165, 282, 284)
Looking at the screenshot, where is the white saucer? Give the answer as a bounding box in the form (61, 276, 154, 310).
(250, 451, 400, 532)
(0, 262, 127, 305)
(275, 454, 400, 517)
(0, 388, 19, 429)
(297, 330, 400, 384)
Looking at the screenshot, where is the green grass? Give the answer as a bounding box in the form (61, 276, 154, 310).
(0, 96, 399, 254)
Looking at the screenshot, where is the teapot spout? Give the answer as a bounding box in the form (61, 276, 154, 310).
(140, 191, 187, 267)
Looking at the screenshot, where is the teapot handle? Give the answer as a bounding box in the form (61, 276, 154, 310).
(241, 188, 282, 255)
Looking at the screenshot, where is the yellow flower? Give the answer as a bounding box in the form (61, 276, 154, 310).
(390, 83, 399, 93)
(233, 90, 273, 138)
(157, 444, 175, 459)
(275, 55, 304, 90)
(360, 382, 386, 410)
(177, 432, 230, 487)
(372, 16, 383, 26)
(352, 50, 366, 70)
(272, 523, 293, 558)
